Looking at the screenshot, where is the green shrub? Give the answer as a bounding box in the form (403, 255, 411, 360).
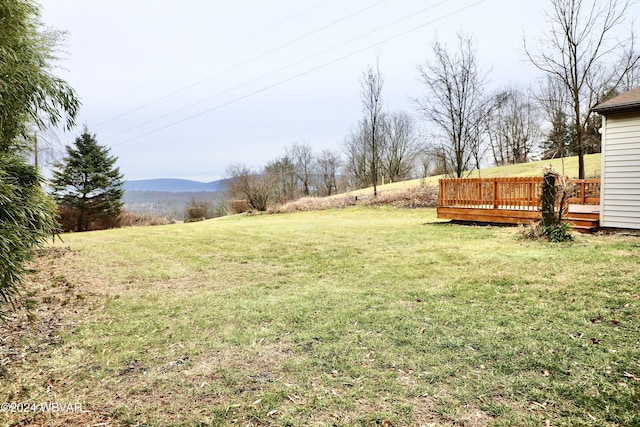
(544, 221, 573, 242)
(0, 155, 58, 318)
(517, 221, 573, 243)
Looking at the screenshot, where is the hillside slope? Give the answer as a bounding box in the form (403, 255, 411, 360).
(124, 178, 228, 192)
(343, 153, 601, 197)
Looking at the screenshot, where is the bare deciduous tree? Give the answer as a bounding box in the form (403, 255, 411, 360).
(379, 111, 424, 182)
(487, 88, 542, 165)
(360, 61, 385, 196)
(535, 75, 572, 162)
(286, 142, 315, 196)
(343, 120, 373, 190)
(524, 0, 639, 178)
(415, 33, 489, 177)
(226, 164, 272, 211)
(264, 156, 296, 203)
(317, 149, 342, 196)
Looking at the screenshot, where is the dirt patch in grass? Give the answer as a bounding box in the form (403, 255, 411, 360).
(1, 248, 93, 375)
(0, 247, 124, 426)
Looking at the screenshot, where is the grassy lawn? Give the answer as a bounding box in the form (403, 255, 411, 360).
(1, 206, 639, 426)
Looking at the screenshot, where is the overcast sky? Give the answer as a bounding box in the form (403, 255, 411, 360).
(40, 1, 577, 182)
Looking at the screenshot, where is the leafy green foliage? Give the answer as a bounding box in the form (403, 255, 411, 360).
(0, 154, 58, 318)
(544, 221, 574, 243)
(0, 0, 79, 319)
(517, 221, 574, 243)
(51, 127, 124, 231)
(0, 0, 79, 151)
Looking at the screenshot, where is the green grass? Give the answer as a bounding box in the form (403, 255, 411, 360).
(2, 205, 639, 426)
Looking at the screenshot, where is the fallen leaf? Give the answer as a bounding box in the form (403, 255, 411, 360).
(624, 372, 640, 382)
(381, 420, 392, 427)
(287, 394, 304, 404)
(611, 319, 619, 325)
(590, 338, 601, 345)
(590, 316, 603, 324)
(531, 401, 547, 410)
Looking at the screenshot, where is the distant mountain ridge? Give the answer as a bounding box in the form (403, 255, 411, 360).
(124, 178, 228, 193)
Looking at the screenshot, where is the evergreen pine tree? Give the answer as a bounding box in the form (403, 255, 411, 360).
(51, 127, 124, 231)
(541, 111, 573, 160)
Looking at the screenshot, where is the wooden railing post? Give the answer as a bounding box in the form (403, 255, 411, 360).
(493, 179, 498, 209)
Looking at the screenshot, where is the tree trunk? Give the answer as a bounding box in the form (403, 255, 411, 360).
(541, 172, 556, 227)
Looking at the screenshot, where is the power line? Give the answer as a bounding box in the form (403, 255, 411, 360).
(95, 0, 390, 127)
(112, 0, 487, 147)
(103, 0, 450, 141)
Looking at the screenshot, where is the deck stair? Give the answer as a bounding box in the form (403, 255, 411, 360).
(566, 206, 600, 233)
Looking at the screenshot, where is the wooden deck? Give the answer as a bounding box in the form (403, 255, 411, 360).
(437, 177, 601, 231)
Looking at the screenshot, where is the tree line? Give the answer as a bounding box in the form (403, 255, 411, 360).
(227, 0, 639, 211)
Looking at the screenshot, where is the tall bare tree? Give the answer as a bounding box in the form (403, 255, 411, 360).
(535, 75, 572, 161)
(379, 111, 424, 182)
(486, 88, 542, 165)
(343, 121, 372, 190)
(317, 149, 342, 196)
(360, 61, 385, 196)
(415, 33, 489, 177)
(286, 142, 315, 196)
(524, 0, 639, 178)
(264, 156, 296, 203)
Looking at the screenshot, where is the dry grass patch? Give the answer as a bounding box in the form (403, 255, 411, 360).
(270, 185, 438, 214)
(118, 210, 173, 227)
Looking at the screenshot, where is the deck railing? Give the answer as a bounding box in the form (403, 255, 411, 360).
(438, 177, 600, 210)
(567, 179, 600, 205)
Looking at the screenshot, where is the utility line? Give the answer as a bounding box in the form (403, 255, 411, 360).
(96, 0, 389, 127)
(112, 0, 487, 147)
(104, 0, 449, 141)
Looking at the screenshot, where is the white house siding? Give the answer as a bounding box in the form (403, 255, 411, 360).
(601, 112, 640, 229)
